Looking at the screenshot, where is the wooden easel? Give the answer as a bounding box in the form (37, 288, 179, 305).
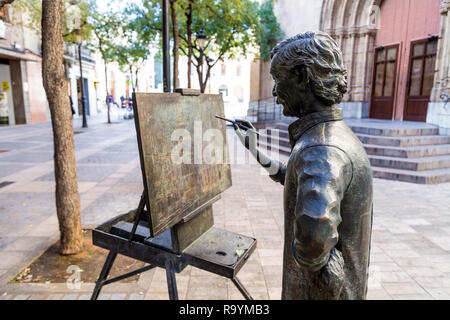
(91, 91, 256, 300)
(90, 191, 256, 300)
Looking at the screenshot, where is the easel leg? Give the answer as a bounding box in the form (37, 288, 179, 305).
(232, 277, 253, 300)
(165, 260, 179, 300)
(91, 251, 118, 300)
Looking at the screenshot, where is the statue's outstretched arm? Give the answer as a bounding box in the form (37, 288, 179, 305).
(233, 119, 286, 185)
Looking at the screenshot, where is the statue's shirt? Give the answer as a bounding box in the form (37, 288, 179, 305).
(274, 109, 373, 300)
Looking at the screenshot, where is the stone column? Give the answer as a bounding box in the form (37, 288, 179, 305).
(427, 0, 450, 135)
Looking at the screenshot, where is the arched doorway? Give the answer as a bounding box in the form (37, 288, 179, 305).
(320, 0, 442, 122)
(320, 0, 382, 117)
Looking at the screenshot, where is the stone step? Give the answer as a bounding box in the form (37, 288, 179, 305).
(369, 155, 450, 171)
(356, 134, 450, 147)
(268, 121, 440, 137)
(274, 122, 290, 130)
(265, 127, 289, 139)
(371, 166, 450, 184)
(257, 140, 291, 155)
(257, 140, 450, 184)
(364, 144, 450, 159)
(347, 125, 439, 137)
(263, 130, 450, 156)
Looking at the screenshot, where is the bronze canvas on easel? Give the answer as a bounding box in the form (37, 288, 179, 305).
(90, 89, 256, 301)
(133, 92, 232, 238)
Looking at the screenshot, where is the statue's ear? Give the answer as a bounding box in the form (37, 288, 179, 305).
(294, 66, 309, 88)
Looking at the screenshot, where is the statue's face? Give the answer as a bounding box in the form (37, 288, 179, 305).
(270, 55, 307, 118)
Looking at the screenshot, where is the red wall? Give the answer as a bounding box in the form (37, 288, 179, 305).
(374, 0, 441, 120)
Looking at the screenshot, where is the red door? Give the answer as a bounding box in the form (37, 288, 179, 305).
(370, 45, 399, 120)
(404, 37, 438, 122)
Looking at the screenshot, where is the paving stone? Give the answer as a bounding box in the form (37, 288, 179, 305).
(366, 288, 392, 300)
(29, 294, 50, 300)
(128, 293, 144, 300)
(1, 121, 450, 301)
(0, 164, 31, 179)
(2, 237, 50, 252)
(103, 144, 139, 153)
(0, 142, 38, 150)
(97, 293, 112, 300)
(46, 294, 63, 300)
(382, 282, 429, 296)
(36, 165, 120, 182)
(0, 251, 29, 269)
(78, 152, 138, 164)
(62, 294, 79, 300)
(13, 294, 30, 300)
(0, 152, 53, 163)
(426, 288, 450, 299)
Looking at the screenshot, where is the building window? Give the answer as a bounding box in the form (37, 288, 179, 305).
(221, 64, 226, 76)
(408, 37, 438, 97)
(219, 85, 228, 96)
(234, 85, 244, 103)
(236, 65, 242, 77)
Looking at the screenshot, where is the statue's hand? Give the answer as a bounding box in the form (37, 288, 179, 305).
(318, 248, 345, 299)
(233, 119, 257, 152)
(235, 119, 256, 131)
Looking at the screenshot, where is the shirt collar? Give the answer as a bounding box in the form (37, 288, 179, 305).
(288, 108, 343, 148)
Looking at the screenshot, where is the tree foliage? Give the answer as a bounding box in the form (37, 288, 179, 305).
(257, 0, 284, 61)
(174, 0, 261, 92)
(0, 0, 14, 10)
(112, 1, 161, 90)
(13, 0, 94, 43)
(89, 11, 120, 66)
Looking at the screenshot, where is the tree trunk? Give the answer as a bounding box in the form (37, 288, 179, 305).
(186, 0, 193, 88)
(103, 53, 111, 124)
(41, 0, 83, 255)
(170, 0, 179, 89)
(129, 65, 135, 91)
(203, 64, 212, 93)
(196, 58, 204, 93)
(135, 68, 139, 91)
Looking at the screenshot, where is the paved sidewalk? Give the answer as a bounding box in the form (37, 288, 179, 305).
(0, 118, 449, 300)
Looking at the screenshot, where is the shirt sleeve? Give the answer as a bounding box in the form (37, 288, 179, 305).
(291, 145, 352, 271)
(269, 161, 287, 185)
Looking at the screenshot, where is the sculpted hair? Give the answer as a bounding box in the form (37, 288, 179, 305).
(271, 31, 348, 106)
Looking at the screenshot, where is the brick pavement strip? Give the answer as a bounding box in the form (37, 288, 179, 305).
(0, 120, 450, 299)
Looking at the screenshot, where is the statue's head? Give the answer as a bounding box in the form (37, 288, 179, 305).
(270, 31, 348, 118)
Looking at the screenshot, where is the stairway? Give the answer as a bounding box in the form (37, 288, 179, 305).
(257, 120, 450, 184)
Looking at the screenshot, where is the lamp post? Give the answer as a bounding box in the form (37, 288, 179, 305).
(196, 29, 207, 92)
(162, 0, 170, 93)
(73, 29, 88, 128)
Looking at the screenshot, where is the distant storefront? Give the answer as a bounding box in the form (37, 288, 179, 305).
(0, 47, 45, 126)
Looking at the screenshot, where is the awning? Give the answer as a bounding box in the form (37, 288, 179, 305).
(0, 47, 41, 62)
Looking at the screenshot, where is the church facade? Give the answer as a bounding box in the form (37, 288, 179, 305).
(250, 0, 450, 134)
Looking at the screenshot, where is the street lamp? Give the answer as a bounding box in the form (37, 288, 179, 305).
(196, 29, 207, 50)
(73, 29, 88, 128)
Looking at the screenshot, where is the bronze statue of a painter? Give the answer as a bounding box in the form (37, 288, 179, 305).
(233, 32, 373, 300)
